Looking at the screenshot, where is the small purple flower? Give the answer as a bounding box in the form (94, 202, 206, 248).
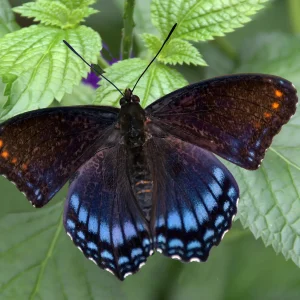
(82, 42, 119, 89)
(82, 72, 100, 89)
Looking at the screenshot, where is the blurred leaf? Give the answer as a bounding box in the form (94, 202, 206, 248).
(59, 82, 96, 106)
(0, 25, 101, 120)
(95, 58, 188, 107)
(0, 81, 8, 109)
(13, 0, 98, 29)
(0, 202, 124, 299)
(60, 0, 96, 9)
(235, 32, 300, 87)
(133, 0, 156, 36)
(0, 0, 20, 37)
(151, 0, 268, 41)
(201, 43, 236, 78)
(142, 33, 207, 66)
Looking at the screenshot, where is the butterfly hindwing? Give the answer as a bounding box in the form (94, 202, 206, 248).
(64, 143, 153, 280)
(0, 106, 119, 207)
(145, 74, 297, 170)
(145, 134, 239, 261)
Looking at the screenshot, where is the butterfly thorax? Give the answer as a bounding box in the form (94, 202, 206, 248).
(119, 91, 146, 148)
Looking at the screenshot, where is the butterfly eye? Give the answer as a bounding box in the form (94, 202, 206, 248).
(120, 97, 126, 106)
(132, 95, 140, 103)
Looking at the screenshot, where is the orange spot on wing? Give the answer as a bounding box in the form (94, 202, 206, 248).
(11, 157, 17, 164)
(21, 163, 28, 171)
(0, 140, 3, 148)
(1, 151, 9, 159)
(254, 122, 261, 129)
(272, 102, 280, 109)
(275, 90, 283, 98)
(264, 112, 271, 118)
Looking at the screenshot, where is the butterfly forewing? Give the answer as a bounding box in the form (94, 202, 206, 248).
(64, 143, 153, 280)
(144, 135, 238, 261)
(0, 106, 119, 207)
(145, 74, 297, 170)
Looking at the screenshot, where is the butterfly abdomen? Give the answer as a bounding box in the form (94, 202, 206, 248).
(127, 145, 153, 221)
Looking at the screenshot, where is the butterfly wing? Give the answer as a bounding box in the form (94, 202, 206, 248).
(145, 74, 298, 170)
(145, 134, 239, 261)
(0, 106, 119, 207)
(64, 143, 153, 280)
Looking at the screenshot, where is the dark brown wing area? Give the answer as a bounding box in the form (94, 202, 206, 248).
(0, 106, 119, 207)
(145, 74, 298, 170)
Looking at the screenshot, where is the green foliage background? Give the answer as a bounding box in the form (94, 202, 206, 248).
(0, 0, 300, 299)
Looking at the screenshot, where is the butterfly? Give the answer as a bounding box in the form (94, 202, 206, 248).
(0, 73, 297, 280)
(0, 24, 298, 280)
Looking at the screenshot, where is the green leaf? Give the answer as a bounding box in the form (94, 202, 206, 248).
(13, 0, 98, 29)
(0, 0, 20, 37)
(202, 43, 235, 78)
(236, 33, 300, 87)
(151, 0, 269, 41)
(59, 82, 96, 106)
(95, 58, 188, 107)
(0, 81, 8, 109)
(142, 33, 207, 66)
(0, 202, 124, 299)
(59, 0, 96, 9)
(0, 25, 101, 120)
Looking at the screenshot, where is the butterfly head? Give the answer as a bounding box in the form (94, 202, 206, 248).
(118, 89, 146, 147)
(120, 88, 140, 106)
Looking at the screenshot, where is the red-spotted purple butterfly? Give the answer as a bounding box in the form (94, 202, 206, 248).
(0, 24, 297, 280)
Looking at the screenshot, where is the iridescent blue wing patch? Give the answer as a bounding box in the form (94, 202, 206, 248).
(146, 136, 239, 262)
(64, 144, 153, 280)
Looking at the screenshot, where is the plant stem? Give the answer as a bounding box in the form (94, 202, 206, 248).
(121, 0, 136, 60)
(97, 55, 109, 69)
(287, 0, 300, 34)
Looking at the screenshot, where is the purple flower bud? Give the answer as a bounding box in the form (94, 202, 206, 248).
(82, 42, 134, 89)
(82, 42, 118, 89)
(82, 72, 100, 89)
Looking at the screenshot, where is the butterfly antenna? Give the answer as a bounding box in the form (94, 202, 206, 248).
(131, 23, 177, 93)
(63, 40, 124, 96)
